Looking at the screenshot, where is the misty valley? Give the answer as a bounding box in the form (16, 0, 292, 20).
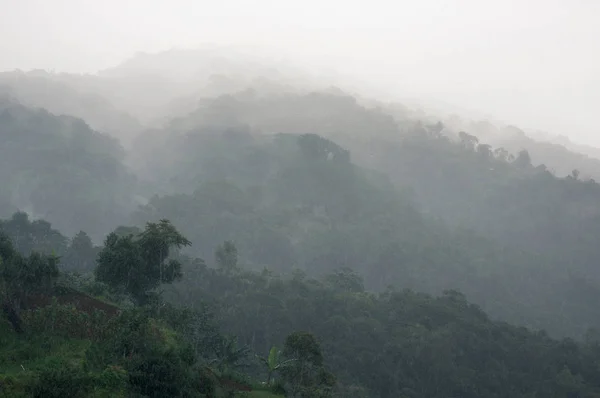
(2, 49, 600, 397)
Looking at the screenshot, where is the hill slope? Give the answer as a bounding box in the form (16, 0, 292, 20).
(0, 98, 136, 239)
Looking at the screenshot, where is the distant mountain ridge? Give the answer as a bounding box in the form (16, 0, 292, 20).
(3, 46, 600, 172)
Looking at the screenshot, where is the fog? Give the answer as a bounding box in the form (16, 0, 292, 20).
(1, 0, 599, 145)
(6, 2, 600, 394)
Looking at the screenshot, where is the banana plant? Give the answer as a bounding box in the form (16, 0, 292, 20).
(257, 346, 296, 385)
(209, 335, 250, 375)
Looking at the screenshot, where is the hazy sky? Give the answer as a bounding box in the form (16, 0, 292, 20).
(1, 0, 599, 144)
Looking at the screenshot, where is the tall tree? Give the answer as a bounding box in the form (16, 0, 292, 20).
(215, 240, 238, 274)
(0, 212, 67, 256)
(281, 331, 336, 397)
(62, 231, 98, 272)
(0, 232, 59, 332)
(95, 220, 191, 305)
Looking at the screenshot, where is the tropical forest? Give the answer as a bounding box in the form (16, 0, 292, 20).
(2, 47, 600, 397)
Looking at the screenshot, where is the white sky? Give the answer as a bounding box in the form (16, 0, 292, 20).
(1, 0, 599, 144)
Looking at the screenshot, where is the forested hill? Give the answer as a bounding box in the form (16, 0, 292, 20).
(3, 215, 600, 397)
(435, 115, 600, 180)
(131, 91, 600, 302)
(127, 113, 600, 338)
(0, 71, 143, 145)
(4, 50, 600, 396)
(0, 98, 137, 239)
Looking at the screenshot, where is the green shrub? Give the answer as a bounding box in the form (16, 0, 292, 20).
(128, 350, 188, 397)
(97, 364, 128, 391)
(21, 299, 111, 341)
(26, 357, 93, 398)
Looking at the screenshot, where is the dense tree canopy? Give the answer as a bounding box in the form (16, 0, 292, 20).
(5, 51, 600, 396)
(0, 99, 136, 240)
(95, 220, 191, 305)
(165, 257, 600, 397)
(128, 124, 600, 338)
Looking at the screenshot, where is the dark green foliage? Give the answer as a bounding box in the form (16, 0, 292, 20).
(4, 217, 600, 396)
(0, 212, 67, 256)
(83, 306, 218, 396)
(8, 72, 600, 397)
(62, 231, 100, 272)
(153, 302, 223, 361)
(85, 308, 160, 367)
(1, 251, 59, 296)
(0, 231, 59, 313)
(26, 357, 93, 398)
(128, 349, 189, 397)
(197, 367, 219, 397)
(283, 332, 323, 367)
(21, 299, 112, 341)
(95, 220, 191, 305)
(256, 345, 299, 387)
(173, 264, 600, 397)
(215, 241, 239, 273)
(0, 296, 217, 397)
(96, 365, 129, 393)
(280, 331, 336, 397)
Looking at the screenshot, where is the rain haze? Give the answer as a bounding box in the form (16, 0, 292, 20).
(6, 1, 600, 396)
(1, 0, 599, 145)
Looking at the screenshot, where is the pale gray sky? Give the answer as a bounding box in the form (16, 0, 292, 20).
(1, 0, 599, 144)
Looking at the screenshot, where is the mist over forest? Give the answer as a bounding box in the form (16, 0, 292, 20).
(2, 43, 600, 397)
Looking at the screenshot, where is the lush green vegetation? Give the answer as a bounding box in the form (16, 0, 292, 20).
(3, 219, 600, 397)
(4, 51, 600, 395)
(170, 260, 600, 398)
(1, 222, 330, 397)
(128, 123, 600, 339)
